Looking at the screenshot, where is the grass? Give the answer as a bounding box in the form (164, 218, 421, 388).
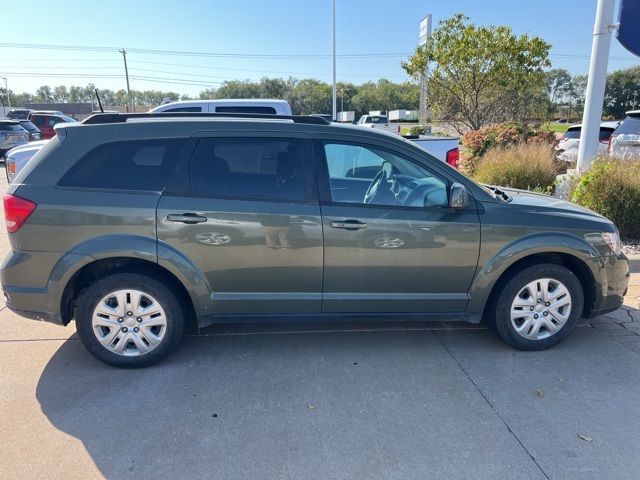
(472, 142, 559, 193)
(541, 122, 569, 134)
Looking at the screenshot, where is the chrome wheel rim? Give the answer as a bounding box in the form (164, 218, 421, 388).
(510, 278, 572, 341)
(92, 289, 167, 356)
(195, 232, 232, 245)
(373, 236, 405, 248)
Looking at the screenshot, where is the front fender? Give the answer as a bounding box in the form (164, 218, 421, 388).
(467, 232, 605, 314)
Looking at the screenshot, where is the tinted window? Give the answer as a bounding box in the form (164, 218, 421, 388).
(162, 106, 203, 112)
(323, 143, 448, 208)
(215, 106, 277, 114)
(18, 121, 39, 132)
(0, 122, 26, 131)
(617, 115, 640, 135)
(60, 139, 184, 191)
(365, 116, 389, 124)
(563, 127, 581, 139)
(189, 138, 306, 201)
(599, 128, 615, 141)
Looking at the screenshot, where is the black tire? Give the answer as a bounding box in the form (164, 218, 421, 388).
(76, 272, 185, 368)
(489, 263, 584, 351)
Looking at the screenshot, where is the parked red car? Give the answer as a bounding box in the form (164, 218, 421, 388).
(29, 113, 77, 139)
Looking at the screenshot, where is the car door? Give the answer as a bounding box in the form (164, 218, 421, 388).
(157, 132, 323, 315)
(316, 137, 481, 314)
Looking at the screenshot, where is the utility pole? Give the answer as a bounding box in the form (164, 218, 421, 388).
(576, 0, 616, 173)
(119, 49, 132, 113)
(1, 76, 10, 109)
(332, 0, 337, 121)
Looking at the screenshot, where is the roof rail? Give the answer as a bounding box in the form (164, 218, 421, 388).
(82, 112, 331, 125)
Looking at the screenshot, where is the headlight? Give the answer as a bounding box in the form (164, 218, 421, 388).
(601, 231, 621, 255)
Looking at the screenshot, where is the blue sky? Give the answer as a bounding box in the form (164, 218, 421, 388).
(2, 0, 639, 96)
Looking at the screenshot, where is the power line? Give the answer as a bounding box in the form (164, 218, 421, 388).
(0, 42, 408, 59)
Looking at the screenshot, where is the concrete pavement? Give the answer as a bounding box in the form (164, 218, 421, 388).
(1, 169, 639, 479)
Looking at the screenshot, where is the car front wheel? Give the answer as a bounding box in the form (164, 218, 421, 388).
(76, 272, 185, 368)
(491, 263, 584, 350)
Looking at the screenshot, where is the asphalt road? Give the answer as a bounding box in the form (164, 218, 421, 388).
(1, 168, 639, 480)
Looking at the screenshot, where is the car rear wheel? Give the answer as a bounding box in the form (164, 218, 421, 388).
(76, 272, 185, 368)
(490, 263, 584, 350)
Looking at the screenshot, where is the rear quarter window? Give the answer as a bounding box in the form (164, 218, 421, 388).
(59, 138, 185, 192)
(214, 106, 277, 114)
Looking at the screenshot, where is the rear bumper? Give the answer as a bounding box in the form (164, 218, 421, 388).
(6, 306, 63, 324)
(1, 249, 67, 325)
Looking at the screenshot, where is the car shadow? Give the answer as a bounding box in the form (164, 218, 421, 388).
(35, 321, 502, 480)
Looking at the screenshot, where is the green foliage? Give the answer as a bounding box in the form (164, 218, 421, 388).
(460, 123, 556, 175)
(401, 14, 551, 131)
(473, 142, 559, 194)
(572, 160, 640, 239)
(409, 126, 426, 136)
(604, 66, 640, 119)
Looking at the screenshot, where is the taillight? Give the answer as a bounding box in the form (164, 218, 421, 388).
(7, 160, 15, 175)
(3, 194, 37, 233)
(608, 134, 616, 154)
(446, 148, 460, 169)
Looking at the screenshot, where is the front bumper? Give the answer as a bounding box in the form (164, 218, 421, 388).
(587, 253, 630, 317)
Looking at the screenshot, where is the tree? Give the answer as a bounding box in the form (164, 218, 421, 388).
(35, 85, 54, 103)
(52, 85, 69, 103)
(604, 66, 640, 118)
(402, 14, 551, 132)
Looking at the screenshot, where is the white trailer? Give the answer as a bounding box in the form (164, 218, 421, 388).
(389, 109, 419, 122)
(337, 111, 355, 123)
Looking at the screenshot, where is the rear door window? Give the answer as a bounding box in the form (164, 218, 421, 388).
(59, 139, 185, 191)
(189, 137, 307, 201)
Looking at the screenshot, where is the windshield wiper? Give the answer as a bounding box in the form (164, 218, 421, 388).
(484, 185, 512, 203)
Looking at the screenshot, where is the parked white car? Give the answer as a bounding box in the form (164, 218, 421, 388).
(555, 121, 619, 162)
(149, 99, 292, 115)
(5, 140, 48, 183)
(355, 115, 400, 134)
(409, 136, 460, 168)
(609, 110, 640, 160)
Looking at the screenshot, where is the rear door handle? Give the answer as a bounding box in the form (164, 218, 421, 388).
(330, 219, 367, 230)
(166, 213, 208, 224)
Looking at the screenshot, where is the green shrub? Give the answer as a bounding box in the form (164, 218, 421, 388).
(409, 125, 426, 136)
(572, 160, 640, 239)
(460, 123, 556, 175)
(473, 142, 559, 193)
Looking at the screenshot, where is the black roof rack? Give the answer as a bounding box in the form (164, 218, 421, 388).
(82, 112, 331, 125)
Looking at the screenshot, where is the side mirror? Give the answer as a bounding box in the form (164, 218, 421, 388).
(449, 182, 471, 209)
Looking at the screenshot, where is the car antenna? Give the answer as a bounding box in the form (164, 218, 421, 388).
(94, 88, 104, 113)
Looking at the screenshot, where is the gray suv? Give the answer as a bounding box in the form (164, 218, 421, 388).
(1, 113, 630, 367)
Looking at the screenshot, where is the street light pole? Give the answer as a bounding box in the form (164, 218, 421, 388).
(576, 0, 616, 173)
(1, 77, 10, 108)
(332, 0, 337, 121)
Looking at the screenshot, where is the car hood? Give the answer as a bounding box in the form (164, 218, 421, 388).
(498, 187, 608, 220)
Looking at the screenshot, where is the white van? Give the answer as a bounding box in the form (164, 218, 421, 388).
(149, 99, 292, 115)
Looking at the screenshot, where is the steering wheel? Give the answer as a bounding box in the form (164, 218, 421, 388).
(363, 169, 387, 204)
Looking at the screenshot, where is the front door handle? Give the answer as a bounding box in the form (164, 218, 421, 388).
(166, 213, 208, 224)
(330, 219, 367, 230)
